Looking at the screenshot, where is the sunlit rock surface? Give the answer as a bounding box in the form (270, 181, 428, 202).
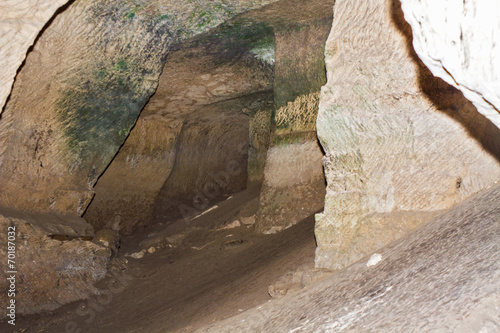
(315, 0, 500, 270)
(400, 0, 500, 130)
(0, 0, 69, 114)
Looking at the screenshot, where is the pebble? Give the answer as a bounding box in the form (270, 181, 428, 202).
(221, 220, 241, 229)
(130, 249, 146, 259)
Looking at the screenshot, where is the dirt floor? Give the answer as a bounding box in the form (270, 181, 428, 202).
(199, 185, 500, 332)
(2, 186, 499, 333)
(1, 187, 319, 333)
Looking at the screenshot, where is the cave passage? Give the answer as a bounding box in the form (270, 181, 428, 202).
(0, 0, 332, 331)
(82, 0, 332, 237)
(1, 0, 500, 331)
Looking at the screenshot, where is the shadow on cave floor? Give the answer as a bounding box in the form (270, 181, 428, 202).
(2, 187, 319, 333)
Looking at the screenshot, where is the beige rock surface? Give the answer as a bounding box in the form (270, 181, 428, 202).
(256, 137, 326, 233)
(83, 30, 273, 232)
(0, 0, 69, 113)
(400, 0, 500, 129)
(254, 5, 333, 233)
(0, 0, 280, 217)
(0, 0, 282, 317)
(0, 209, 109, 318)
(84, 0, 333, 233)
(199, 185, 500, 332)
(151, 98, 250, 223)
(315, 0, 500, 270)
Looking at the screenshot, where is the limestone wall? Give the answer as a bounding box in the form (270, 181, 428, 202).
(254, 14, 333, 234)
(152, 101, 250, 224)
(0, 209, 109, 317)
(0, 0, 279, 216)
(83, 17, 274, 233)
(0, 0, 279, 317)
(400, 0, 500, 130)
(315, 0, 500, 270)
(256, 134, 326, 234)
(0, 0, 69, 113)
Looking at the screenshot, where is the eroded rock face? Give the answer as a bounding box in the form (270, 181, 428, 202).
(82, 116, 180, 233)
(0, 0, 280, 316)
(0, 0, 70, 114)
(315, 0, 500, 270)
(84, 0, 333, 233)
(256, 135, 326, 234)
(400, 0, 500, 130)
(254, 3, 333, 233)
(151, 99, 251, 224)
(0, 209, 109, 318)
(83, 17, 274, 232)
(0, 0, 278, 216)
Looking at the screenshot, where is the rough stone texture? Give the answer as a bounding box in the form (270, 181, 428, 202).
(0, 208, 109, 318)
(200, 185, 500, 332)
(248, 106, 274, 184)
(152, 98, 251, 223)
(0, 0, 279, 217)
(400, 0, 500, 130)
(84, 0, 334, 233)
(273, 22, 330, 109)
(84, 16, 274, 233)
(254, 7, 333, 233)
(315, 0, 500, 270)
(256, 136, 326, 234)
(82, 116, 180, 233)
(0, 0, 70, 114)
(316, 210, 443, 268)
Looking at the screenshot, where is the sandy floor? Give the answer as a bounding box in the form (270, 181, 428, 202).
(3, 186, 499, 333)
(1, 188, 318, 333)
(199, 185, 500, 332)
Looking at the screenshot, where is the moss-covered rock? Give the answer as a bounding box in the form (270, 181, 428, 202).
(0, 0, 279, 215)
